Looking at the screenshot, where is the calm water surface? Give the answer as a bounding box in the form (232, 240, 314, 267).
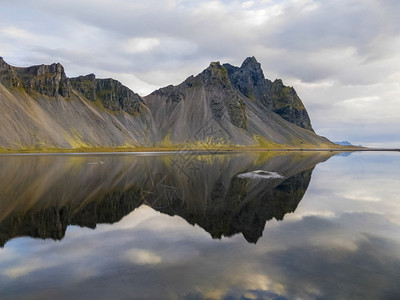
(0, 151, 399, 299)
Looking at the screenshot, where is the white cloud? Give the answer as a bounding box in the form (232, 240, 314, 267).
(124, 249, 162, 265)
(3, 262, 42, 279)
(122, 37, 160, 54)
(241, 1, 255, 8)
(0, 26, 38, 41)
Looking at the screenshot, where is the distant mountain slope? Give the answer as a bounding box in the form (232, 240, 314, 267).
(0, 56, 334, 150)
(334, 141, 362, 147)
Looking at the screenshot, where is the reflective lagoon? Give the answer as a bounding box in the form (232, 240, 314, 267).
(0, 151, 399, 299)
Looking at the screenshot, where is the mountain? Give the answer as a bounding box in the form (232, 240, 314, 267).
(145, 59, 333, 147)
(335, 141, 362, 147)
(0, 56, 334, 151)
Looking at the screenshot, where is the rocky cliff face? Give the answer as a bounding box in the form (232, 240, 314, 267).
(224, 56, 314, 131)
(0, 57, 71, 97)
(70, 74, 143, 115)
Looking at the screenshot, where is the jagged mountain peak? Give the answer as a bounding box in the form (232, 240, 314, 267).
(227, 56, 266, 90)
(225, 57, 314, 131)
(241, 56, 261, 69)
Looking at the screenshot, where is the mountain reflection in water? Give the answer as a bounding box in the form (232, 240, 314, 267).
(0, 152, 332, 246)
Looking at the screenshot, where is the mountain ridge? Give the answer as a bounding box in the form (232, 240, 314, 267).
(0, 56, 335, 151)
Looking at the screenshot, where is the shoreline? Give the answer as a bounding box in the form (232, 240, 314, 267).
(0, 146, 399, 155)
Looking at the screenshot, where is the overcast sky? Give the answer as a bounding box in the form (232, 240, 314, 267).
(0, 0, 399, 147)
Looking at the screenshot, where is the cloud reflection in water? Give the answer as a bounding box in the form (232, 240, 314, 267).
(0, 152, 399, 299)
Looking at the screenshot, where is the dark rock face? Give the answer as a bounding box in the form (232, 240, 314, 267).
(0, 59, 72, 97)
(70, 75, 143, 115)
(269, 79, 313, 131)
(0, 57, 20, 88)
(152, 85, 184, 104)
(18, 63, 71, 97)
(70, 73, 96, 100)
(224, 57, 270, 105)
(95, 78, 143, 114)
(201, 62, 247, 129)
(224, 56, 314, 131)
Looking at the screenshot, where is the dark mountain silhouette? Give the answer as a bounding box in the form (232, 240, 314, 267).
(0, 152, 333, 246)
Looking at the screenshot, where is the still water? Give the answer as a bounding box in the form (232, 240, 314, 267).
(0, 151, 399, 299)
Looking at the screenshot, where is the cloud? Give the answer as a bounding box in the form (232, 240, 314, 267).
(3, 261, 43, 279)
(121, 38, 160, 54)
(259, 234, 400, 299)
(0, 0, 399, 145)
(0, 26, 39, 41)
(124, 249, 162, 265)
(2, 211, 400, 299)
